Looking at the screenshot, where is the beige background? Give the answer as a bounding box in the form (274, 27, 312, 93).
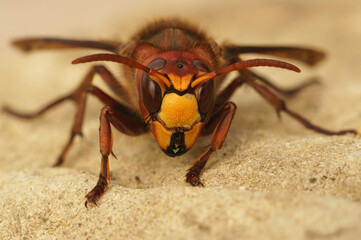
(1, 0, 361, 239)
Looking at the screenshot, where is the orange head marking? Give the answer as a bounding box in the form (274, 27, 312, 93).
(167, 73, 194, 91)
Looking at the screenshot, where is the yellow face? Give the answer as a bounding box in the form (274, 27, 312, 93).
(151, 91, 204, 156)
(158, 93, 200, 129)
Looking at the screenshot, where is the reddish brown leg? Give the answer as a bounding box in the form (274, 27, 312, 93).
(89, 86, 147, 135)
(246, 79, 357, 135)
(3, 96, 71, 119)
(186, 102, 237, 186)
(54, 66, 138, 166)
(85, 106, 112, 207)
(3, 65, 134, 166)
(219, 45, 324, 99)
(214, 62, 316, 114)
(85, 105, 147, 207)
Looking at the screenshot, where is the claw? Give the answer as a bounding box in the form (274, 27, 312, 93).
(85, 200, 98, 208)
(84, 177, 108, 208)
(84, 195, 99, 208)
(186, 172, 204, 187)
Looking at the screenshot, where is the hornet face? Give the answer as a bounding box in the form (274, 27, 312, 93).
(137, 51, 215, 157)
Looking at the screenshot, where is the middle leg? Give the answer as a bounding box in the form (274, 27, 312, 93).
(3, 65, 135, 166)
(214, 63, 318, 113)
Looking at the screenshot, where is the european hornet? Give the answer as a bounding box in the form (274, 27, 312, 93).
(4, 19, 357, 206)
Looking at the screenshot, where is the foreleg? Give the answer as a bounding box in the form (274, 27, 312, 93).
(85, 105, 147, 207)
(186, 102, 237, 186)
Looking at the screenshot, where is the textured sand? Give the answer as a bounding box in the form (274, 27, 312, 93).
(1, 0, 361, 239)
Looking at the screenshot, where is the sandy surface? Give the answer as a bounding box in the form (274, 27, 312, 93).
(1, 0, 361, 239)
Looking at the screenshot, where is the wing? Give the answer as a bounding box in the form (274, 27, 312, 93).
(13, 38, 121, 54)
(223, 45, 325, 66)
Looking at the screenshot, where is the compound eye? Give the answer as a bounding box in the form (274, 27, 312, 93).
(148, 58, 167, 70)
(193, 59, 211, 72)
(141, 73, 162, 114)
(140, 58, 166, 114)
(197, 79, 215, 114)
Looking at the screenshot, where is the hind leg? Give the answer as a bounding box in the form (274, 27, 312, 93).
(245, 78, 357, 135)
